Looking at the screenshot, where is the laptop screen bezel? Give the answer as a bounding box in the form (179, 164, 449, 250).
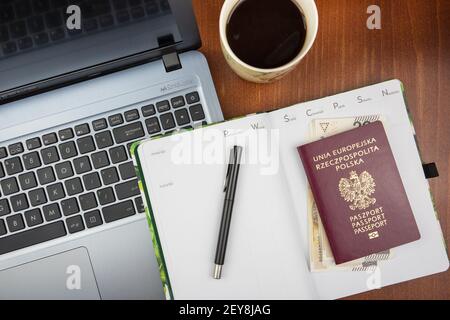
(0, 0, 201, 105)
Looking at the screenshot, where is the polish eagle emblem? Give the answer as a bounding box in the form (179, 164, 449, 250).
(338, 171, 376, 211)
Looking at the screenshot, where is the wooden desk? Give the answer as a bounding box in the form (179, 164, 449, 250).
(192, 0, 450, 299)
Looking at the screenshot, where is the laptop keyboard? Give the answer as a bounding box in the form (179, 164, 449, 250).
(0, 0, 170, 57)
(0, 91, 206, 255)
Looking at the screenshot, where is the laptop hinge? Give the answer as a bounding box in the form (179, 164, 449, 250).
(162, 52, 182, 73)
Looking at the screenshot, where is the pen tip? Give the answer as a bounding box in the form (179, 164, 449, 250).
(213, 264, 222, 279)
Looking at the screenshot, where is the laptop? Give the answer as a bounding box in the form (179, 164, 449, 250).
(0, 0, 223, 299)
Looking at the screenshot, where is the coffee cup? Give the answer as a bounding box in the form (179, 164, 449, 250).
(219, 0, 319, 83)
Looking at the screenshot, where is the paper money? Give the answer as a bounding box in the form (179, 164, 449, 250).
(307, 115, 392, 272)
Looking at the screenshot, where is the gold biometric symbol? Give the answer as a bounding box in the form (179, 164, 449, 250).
(339, 171, 376, 211)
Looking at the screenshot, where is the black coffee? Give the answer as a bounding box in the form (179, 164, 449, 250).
(226, 0, 307, 69)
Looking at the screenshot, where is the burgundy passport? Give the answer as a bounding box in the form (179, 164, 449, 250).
(298, 121, 421, 264)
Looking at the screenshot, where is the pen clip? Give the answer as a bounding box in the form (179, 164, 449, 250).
(223, 162, 232, 192)
(223, 148, 234, 192)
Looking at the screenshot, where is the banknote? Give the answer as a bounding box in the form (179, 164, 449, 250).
(307, 115, 392, 272)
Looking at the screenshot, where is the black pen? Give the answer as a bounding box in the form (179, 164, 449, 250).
(213, 145, 243, 279)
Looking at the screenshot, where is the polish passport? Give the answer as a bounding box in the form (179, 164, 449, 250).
(298, 121, 421, 264)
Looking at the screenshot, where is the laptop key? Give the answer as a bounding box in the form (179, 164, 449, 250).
(19, 172, 37, 190)
(29, 188, 47, 207)
(17, 36, 32, 50)
(37, 167, 56, 185)
(27, 16, 45, 33)
(33, 0, 50, 13)
(109, 146, 128, 164)
(171, 96, 186, 108)
(115, 179, 140, 200)
(145, 117, 161, 135)
(42, 133, 58, 145)
(84, 210, 103, 228)
(156, 100, 170, 113)
(135, 197, 145, 213)
(0, 147, 7, 159)
(1, 177, 19, 196)
(8, 143, 24, 156)
(119, 161, 136, 180)
(7, 214, 25, 233)
(42, 203, 61, 222)
(101, 167, 119, 185)
(102, 200, 136, 223)
(99, 14, 114, 28)
(0, 25, 9, 43)
(46, 183, 65, 201)
(0, 220, 6, 236)
(59, 141, 78, 159)
(141, 104, 156, 117)
(55, 161, 74, 180)
(73, 156, 92, 175)
(186, 91, 200, 104)
(84, 19, 98, 32)
(77, 136, 96, 154)
(10, 194, 28, 212)
(65, 177, 83, 196)
(0, 221, 66, 255)
(33, 32, 49, 46)
(49, 28, 65, 41)
(79, 193, 97, 211)
(4, 157, 23, 175)
(108, 114, 124, 127)
(41, 146, 59, 164)
(26, 138, 42, 150)
(25, 209, 43, 227)
(66, 215, 85, 234)
(23, 152, 41, 170)
(58, 128, 74, 141)
(95, 131, 113, 149)
(10, 21, 27, 39)
(124, 109, 139, 122)
(83, 172, 101, 191)
(0, 199, 11, 217)
(175, 109, 190, 126)
(113, 122, 145, 144)
(45, 11, 63, 28)
(97, 187, 115, 205)
(2, 42, 17, 55)
(92, 118, 108, 131)
(91, 151, 110, 169)
(0, 163, 4, 178)
(75, 123, 90, 136)
(61, 198, 80, 216)
(160, 113, 176, 130)
(15, 1, 32, 18)
(131, 6, 145, 18)
(189, 104, 206, 121)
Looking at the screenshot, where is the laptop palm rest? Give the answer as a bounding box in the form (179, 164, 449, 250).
(0, 247, 100, 300)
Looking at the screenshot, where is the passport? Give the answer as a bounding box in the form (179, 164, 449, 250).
(298, 121, 421, 264)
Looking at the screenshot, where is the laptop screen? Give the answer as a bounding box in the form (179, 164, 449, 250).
(0, 0, 183, 99)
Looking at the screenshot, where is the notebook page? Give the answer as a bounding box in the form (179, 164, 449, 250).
(138, 115, 318, 299)
(269, 80, 449, 299)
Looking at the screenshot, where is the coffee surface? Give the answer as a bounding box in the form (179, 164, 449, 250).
(226, 0, 307, 69)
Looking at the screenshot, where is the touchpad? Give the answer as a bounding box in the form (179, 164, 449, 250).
(0, 247, 100, 300)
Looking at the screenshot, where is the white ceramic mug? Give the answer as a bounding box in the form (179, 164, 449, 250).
(219, 0, 319, 83)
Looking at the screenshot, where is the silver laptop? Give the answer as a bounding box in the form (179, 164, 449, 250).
(0, 0, 223, 299)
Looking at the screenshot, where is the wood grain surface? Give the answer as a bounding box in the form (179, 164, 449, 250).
(192, 0, 450, 299)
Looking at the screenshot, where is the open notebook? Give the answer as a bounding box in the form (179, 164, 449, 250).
(132, 80, 448, 300)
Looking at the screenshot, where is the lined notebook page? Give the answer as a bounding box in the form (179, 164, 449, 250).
(138, 115, 317, 299)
